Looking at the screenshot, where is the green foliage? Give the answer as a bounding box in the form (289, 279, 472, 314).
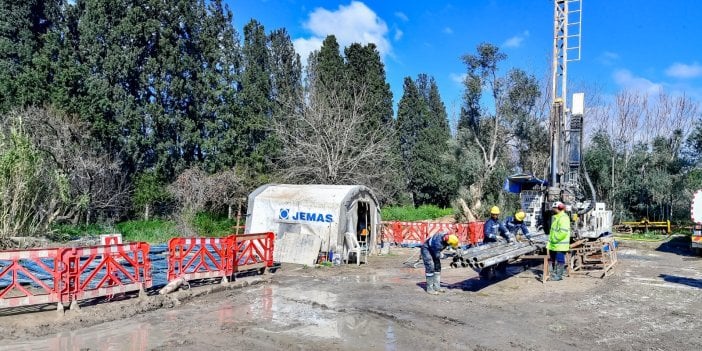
(397, 75, 456, 207)
(381, 205, 453, 222)
(133, 171, 170, 211)
(192, 212, 241, 237)
(50, 223, 113, 241)
(0, 121, 69, 237)
(115, 219, 178, 243)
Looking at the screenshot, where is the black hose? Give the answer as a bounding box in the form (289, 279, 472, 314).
(578, 160, 596, 215)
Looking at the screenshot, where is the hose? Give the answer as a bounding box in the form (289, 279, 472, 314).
(578, 160, 596, 215)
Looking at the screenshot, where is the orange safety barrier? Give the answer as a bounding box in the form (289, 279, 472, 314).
(166, 233, 275, 283)
(381, 221, 485, 246)
(61, 242, 152, 301)
(0, 248, 66, 308)
(233, 232, 275, 272)
(166, 237, 233, 282)
(1, 242, 151, 310)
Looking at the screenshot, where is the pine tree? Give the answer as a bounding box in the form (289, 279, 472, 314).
(397, 75, 454, 206)
(240, 19, 275, 175)
(0, 0, 64, 111)
(200, 0, 243, 173)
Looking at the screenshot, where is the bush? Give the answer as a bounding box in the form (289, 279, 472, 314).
(381, 205, 453, 221)
(192, 212, 242, 237)
(116, 219, 178, 243)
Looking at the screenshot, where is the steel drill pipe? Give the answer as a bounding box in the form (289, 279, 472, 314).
(477, 245, 540, 268)
(460, 243, 518, 262)
(470, 242, 528, 262)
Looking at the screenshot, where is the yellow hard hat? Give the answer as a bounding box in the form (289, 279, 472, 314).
(446, 234, 459, 248)
(515, 211, 526, 221)
(490, 206, 500, 215)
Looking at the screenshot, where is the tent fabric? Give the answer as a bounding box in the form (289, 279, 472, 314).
(245, 184, 381, 259)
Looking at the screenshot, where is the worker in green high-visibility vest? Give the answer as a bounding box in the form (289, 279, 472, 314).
(548, 201, 571, 281)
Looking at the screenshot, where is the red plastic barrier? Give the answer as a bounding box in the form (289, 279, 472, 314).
(167, 237, 232, 282)
(233, 232, 275, 272)
(468, 221, 485, 245)
(0, 248, 65, 308)
(381, 221, 485, 246)
(61, 242, 152, 301)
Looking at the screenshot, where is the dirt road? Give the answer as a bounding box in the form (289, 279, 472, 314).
(1, 238, 700, 351)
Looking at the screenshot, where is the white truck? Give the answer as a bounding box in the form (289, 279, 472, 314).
(691, 190, 702, 254)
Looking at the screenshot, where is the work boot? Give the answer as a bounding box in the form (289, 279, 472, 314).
(552, 264, 564, 281)
(556, 264, 566, 281)
(548, 263, 558, 281)
(434, 273, 446, 293)
(425, 275, 438, 295)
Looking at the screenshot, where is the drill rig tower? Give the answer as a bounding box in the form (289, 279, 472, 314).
(520, 0, 612, 239)
(546, 0, 612, 239)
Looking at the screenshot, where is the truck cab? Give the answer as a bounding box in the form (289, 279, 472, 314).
(692, 223, 702, 254)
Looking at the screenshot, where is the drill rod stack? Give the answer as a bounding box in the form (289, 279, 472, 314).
(451, 234, 548, 270)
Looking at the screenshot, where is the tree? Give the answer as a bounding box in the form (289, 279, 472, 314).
(273, 82, 399, 200)
(397, 75, 455, 206)
(0, 121, 65, 240)
(268, 28, 302, 120)
(455, 43, 540, 215)
(133, 171, 170, 220)
(199, 0, 244, 173)
(0, 0, 64, 112)
(240, 19, 275, 175)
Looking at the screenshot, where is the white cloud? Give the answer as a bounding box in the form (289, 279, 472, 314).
(665, 62, 702, 79)
(293, 1, 391, 65)
(502, 30, 530, 48)
(292, 37, 324, 63)
(395, 11, 408, 22)
(394, 28, 403, 41)
(443, 27, 453, 35)
(612, 69, 663, 94)
(450, 73, 466, 85)
(597, 51, 619, 66)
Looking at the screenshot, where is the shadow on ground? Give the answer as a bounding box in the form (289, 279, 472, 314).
(655, 235, 697, 257)
(659, 274, 702, 289)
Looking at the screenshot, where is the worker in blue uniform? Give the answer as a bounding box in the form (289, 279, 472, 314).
(480, 206, 512, 278)
(421, 233, 459, 295)
(504, 210, 532, 243)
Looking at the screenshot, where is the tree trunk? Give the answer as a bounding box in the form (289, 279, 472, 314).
(144, 203, 150, 221)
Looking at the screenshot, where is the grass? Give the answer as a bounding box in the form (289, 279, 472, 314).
(51, 212, 243, 244)
(614, 231, 669, 242)
(381, 204, 454, 222)
(116, 219, 179, 243)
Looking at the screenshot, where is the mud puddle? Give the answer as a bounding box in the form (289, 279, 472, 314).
(3, 285, 406, 350)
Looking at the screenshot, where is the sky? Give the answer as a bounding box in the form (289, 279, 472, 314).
(225, 0, 702, 121)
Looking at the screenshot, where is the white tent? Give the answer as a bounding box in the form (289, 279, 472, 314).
(245, 184, 381, 263)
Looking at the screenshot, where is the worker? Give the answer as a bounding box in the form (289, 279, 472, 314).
(548, 201, 571, 281)
(421, 233, 459, 295)
(504, 210, 532, 243)
(483, 206, 512, 243)
(481, 206, 512, 278)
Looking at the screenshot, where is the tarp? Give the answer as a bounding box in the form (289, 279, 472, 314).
(245, 184, 381, 263)
(504, 173, 547, 194)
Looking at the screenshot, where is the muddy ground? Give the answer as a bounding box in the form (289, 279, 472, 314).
(0, 237, 700, 351)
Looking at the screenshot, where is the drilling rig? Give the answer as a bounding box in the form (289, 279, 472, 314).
(540, 0, 613, 239)
(455, 0, 618, 278)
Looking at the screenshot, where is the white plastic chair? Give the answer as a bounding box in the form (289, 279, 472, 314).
(344, 232, 368, 265)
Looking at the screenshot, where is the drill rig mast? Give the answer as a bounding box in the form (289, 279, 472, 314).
(531, 0, 612, 239)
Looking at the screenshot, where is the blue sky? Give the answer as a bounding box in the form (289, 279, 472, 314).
(225, 0, 702, 120)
